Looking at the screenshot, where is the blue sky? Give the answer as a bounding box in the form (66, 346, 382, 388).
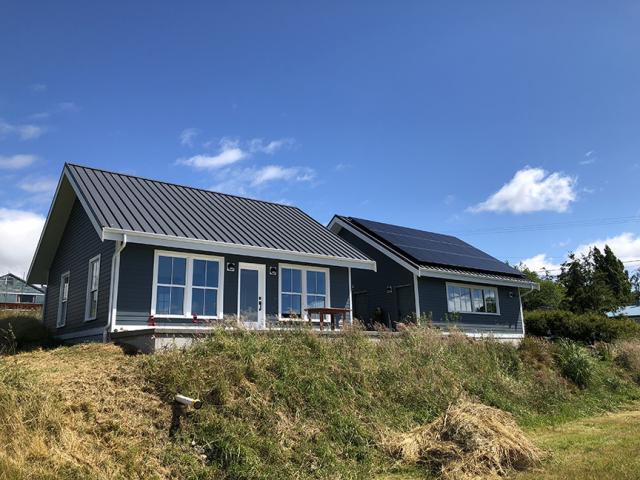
(1, 1, 639, 277)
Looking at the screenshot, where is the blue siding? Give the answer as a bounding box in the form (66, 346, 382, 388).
(115, 244, 350, 327)
(335, 225, 523, 335)
(44, 200, 115, 335)
(418, 277, 522, 335)
(335, 228, 415, 328)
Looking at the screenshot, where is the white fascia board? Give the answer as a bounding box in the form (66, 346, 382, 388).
(441, 331, 524, 339)
(328, 217, 417, 274)
(102, 228, 376, 271)
(418, 268, 539, 289)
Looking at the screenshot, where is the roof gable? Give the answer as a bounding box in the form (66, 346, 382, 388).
(29, 164, 374, 283)
(0, 273, 45, 294)
(339, 216, 524, 278)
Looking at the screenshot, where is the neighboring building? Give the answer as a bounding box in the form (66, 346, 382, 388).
(607, 304, 640, 323)
(0, 273, 45, 309)
(328, 216, 538, 341)
(28, 164, 375, 350)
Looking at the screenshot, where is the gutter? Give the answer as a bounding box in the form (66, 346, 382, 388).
(104, 234, 127, 342)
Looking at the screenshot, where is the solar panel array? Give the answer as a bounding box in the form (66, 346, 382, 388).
(348, 217, 523, 277)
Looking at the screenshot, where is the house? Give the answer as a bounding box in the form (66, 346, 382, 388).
(328, 216, 538, 341)
(0, 273, 45, 310)
(27, 164, 375, 351)
(607, 304, 640, 323)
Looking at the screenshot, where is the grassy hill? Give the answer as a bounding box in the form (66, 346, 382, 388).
(1, 327, 640, 479)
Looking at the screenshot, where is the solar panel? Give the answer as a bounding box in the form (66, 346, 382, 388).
(350, 217, 523, 277)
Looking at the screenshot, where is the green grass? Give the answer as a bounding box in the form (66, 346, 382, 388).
(142, 329, 640, 479)
(2, 327, 640, 479)
(514, 406, 640, 480)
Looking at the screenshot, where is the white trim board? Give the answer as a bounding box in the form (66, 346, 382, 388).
(103, 228, 376, 271)
(278, 263, 331, 321)
(150, 250, 225, 320)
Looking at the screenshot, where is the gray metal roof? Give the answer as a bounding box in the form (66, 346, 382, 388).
(65, 164, 370, 262)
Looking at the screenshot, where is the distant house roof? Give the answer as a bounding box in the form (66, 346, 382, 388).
(607, 305, 640, 318)
(0, 273, 45, 295)
(28, 164, 374, 283)
(332, 216, 528, 280)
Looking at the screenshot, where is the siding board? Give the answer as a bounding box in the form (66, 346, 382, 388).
(44, 200, 114, 335)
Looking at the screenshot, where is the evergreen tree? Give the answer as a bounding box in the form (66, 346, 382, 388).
(558, 246, 633, 313)
(558, 253, 592, 313)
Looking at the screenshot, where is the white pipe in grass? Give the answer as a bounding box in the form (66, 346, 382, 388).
(175, 394, 203, 409)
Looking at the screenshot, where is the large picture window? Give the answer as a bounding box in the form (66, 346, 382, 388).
(279, 265, 329, 319)
(447, 283, 499, 314)
(152, 252, 223, 318)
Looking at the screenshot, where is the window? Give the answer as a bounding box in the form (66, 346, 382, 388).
(280, 268, 302, 317)
(85, 255, 100, 320)
(57, 272, 70, 327)
(279, 265, 329, 319)
(151, 252, 223, 318)
(191, 259, 219, 316)
(18, 294, 35, 304)
(155, 255, 187, 315)
(447, 283, 499, 314)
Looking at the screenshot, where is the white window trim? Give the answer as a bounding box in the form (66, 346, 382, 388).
(445, 281, 501, 316)
(84, 254, 101, 321)
(278, 263, 331, 320)
(57, 271, 70, 328)
(150, 250, 224, 320)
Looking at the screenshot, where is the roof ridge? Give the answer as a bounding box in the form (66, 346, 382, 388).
(64, 162, 305, 211)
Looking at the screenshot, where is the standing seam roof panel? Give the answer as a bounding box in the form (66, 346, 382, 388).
(64, 164, 371, 261)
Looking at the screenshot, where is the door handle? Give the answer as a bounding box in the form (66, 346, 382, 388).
(258, 297, 262, 311)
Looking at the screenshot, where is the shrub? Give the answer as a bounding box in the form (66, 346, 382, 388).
(615, 340, 640, 382)
(0, 314, 56, 353)
(525, 309, 640, 343)
(553, 340, 594, 388)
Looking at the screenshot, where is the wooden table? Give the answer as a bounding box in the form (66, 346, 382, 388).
(305, 307, 351, 331)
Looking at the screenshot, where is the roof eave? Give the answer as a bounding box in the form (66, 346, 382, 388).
(418, 267, 539, 289)
(102, 228, 377, 271)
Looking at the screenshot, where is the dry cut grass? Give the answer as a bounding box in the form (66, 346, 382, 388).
(0, 344, 193, 480)
(383, 399, 543, 479)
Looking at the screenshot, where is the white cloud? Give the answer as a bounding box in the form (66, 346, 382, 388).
(470, 167, 577, 214)
(334, 163, 352, 172)
(0, 154, 38, 170)
(0, 208, 45, 276)
(250, 165, 315, 186)
(179, 128, 200, 147)
(249, 138, 294, 155)
(0, 119, 47, 140)
(519, 254, 562, 273)
(211, 165, 316, 196)
(57, 102, 80, 113)
(575, 232, 640, 263)
(521, 232, 640, 275)
(444, 194, 455, 205)
(178, 136, 295, 169)
(178, 138, 247, 169)
(19, 176, 57, 194)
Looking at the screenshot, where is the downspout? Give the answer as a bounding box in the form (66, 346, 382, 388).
(518, 283, 537, 337)
(104, 234, 127, 342)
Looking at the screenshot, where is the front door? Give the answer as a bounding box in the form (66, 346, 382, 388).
(237, 263, 266, 328)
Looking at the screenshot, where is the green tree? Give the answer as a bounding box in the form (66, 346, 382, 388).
(517, 267, 565, 311)
(631, 271, 640, 304)
(558, 253, 592, 313)
(558, 246, 633, 313)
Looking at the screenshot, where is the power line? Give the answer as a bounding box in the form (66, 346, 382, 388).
(529, 258, 640, 274)
(446, 215, 640, 236)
